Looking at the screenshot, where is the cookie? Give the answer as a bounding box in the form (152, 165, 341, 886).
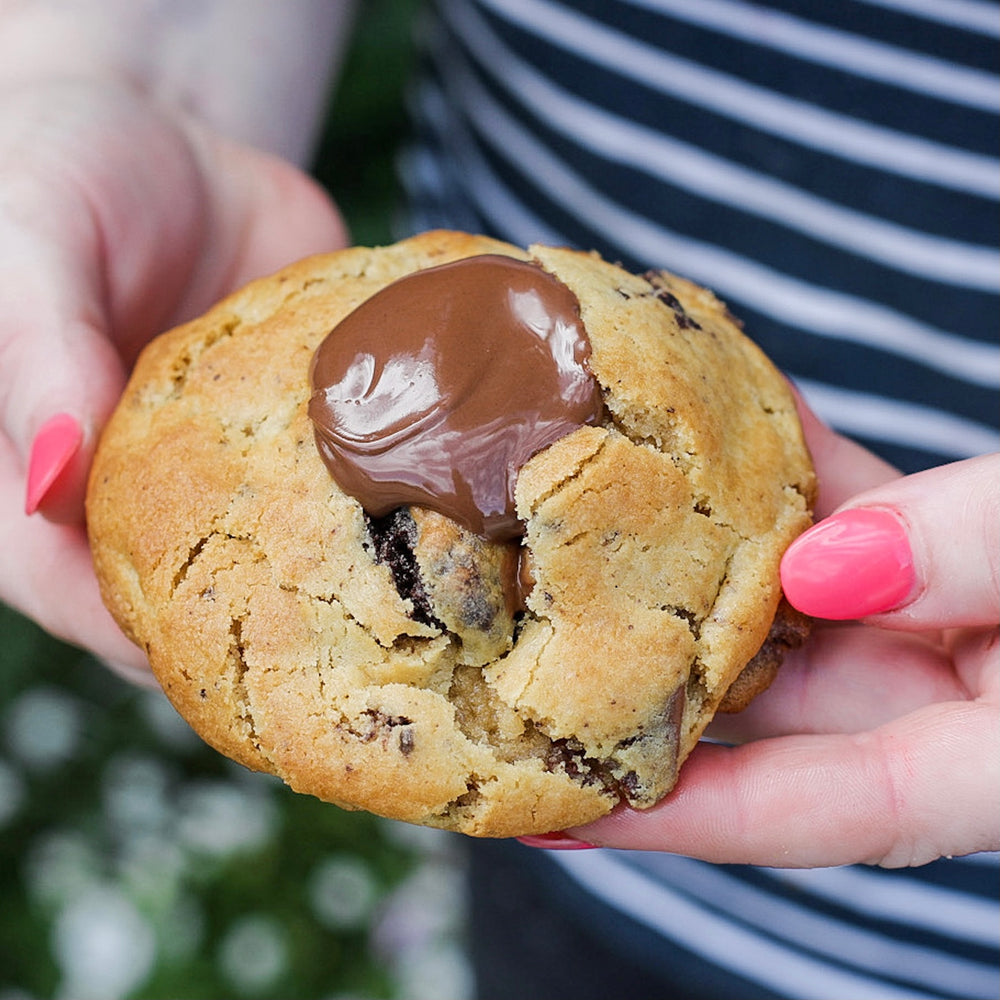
(86, 231, 815, 837)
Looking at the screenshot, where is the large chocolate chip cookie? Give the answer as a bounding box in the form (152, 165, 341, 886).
(86, 231, 814, 837)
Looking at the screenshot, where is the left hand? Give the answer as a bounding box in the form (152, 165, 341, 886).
(0, 81, 347, 679)
(568, 405, 999, 868)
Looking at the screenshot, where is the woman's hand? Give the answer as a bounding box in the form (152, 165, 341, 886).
(567, 404, 999, 868)
(0, 79, 347, 679)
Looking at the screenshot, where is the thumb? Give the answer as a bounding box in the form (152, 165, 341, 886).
(3, 247, 128, 523)
(780, 453, 1000, 629)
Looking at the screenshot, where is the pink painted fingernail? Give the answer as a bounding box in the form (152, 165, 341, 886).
(516, 832, 597, 850)
(780, 507, 915, 620)
(24, 413, 83, 515)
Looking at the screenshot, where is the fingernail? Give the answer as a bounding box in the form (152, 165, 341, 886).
(516, 832, 597, 850)
(780, 507, 915, 620)
(24, 413, 83, 515)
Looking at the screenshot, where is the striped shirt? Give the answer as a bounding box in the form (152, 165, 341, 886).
(402, 0, 999, 473)
(399, 1, 1000, 997)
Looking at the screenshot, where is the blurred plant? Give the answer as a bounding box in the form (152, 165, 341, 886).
(0, 603, 473, 1000)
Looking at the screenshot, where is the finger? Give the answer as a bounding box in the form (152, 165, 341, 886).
(2, 84, 347, 525)
(781, 454, 1000, 628)
(570, 701, 1000, 867)
(791, 383, 899, 517)
(707, 622, 965, 742)
(0, 437, 150, 675)
(949, 627, 1000, 705)
(0, 83, 207, 522)
(189, 128, 349, 295)
(0, 83, 345, 680)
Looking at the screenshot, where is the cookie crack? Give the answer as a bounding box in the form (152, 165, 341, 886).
(441, 773, 491, 816)
(662, 605, 702, 639)
(162, 316, 242, 402)
(705, 548, 736, 619)
(229, 615, 265, 758)
(171, 536, 209, 592)
(519, 428, 615, 516)
(168, 523, 264, 601)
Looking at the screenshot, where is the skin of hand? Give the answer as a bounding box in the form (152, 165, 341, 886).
(568, 401, 999, 868)
(0, 78, 348, 681)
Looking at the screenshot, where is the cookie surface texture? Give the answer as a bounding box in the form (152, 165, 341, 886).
(87, 231, 815, 837)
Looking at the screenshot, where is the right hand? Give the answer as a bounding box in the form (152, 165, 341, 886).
(568, 404, 999, 868)
(0, 80, 348, 679)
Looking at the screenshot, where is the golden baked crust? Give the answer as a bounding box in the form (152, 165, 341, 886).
(86, 231, 815, 837)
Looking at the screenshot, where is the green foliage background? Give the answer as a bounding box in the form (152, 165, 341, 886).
(0, 4, 469, 998)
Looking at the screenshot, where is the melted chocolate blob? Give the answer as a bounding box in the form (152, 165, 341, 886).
(309, 255, 604, 540)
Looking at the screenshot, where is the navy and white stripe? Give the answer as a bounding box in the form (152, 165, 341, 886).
(401, 0, 1000, 474)
(400, 2, 1000, 998)
(548, 850, 1000, 1000)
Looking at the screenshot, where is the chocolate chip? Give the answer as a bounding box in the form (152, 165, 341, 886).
(357, 709, 415, 748)
(365, 509, 443, 628)
(460, 590, 498, 631)
(617, 771, 640, 799)
(642, 270, 703, 330)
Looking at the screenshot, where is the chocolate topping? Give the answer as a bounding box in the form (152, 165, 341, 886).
(309, 255, 604, 540)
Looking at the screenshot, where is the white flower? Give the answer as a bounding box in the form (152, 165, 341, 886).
(309, 854, 380, 930)
(175, 779, 278, 859)
(4, 687, 82, 771)
(217, 914, 288, 994)
(52, 885, 155, 1000)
